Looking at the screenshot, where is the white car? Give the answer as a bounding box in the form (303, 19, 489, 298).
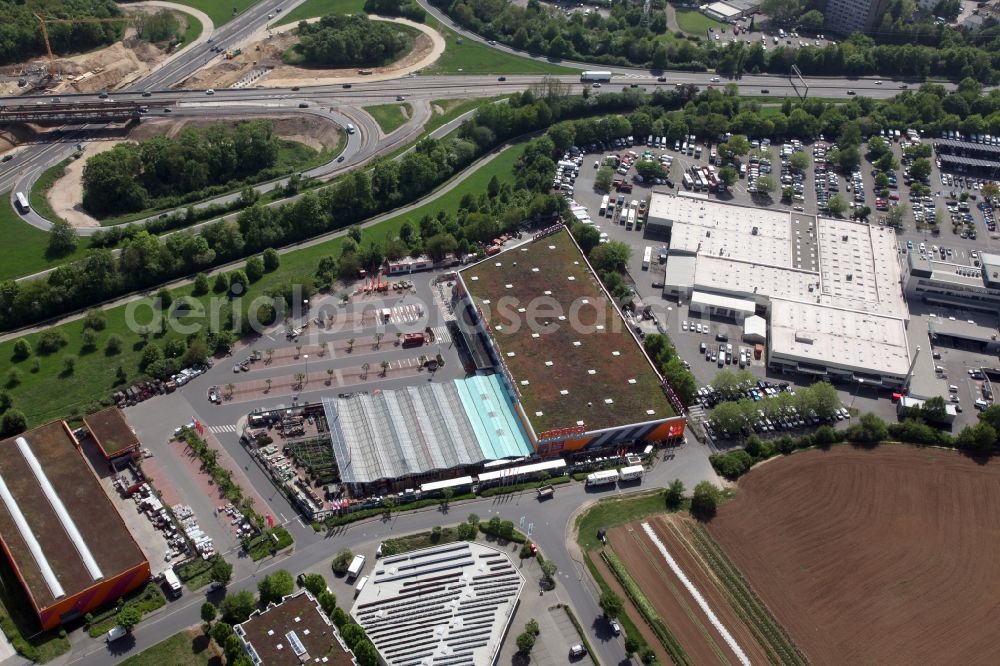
(206, 88, 215, 95)
(682, 320, 688, 331)
(105, 626, 127, 643)
(695, 323, 702, 333)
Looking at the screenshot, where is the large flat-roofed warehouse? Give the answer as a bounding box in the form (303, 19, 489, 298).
(650, 195, 913, 387)
(351, 542, 523, 666)
(235, 590, 356, 666)
(455, 227, 686, 455)
(322, 374, 534, 494)
(0, 421, 150, 630)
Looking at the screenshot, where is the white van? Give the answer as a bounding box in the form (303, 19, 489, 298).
(354, 575, 369, 597)
(346, 123, 356, 134)
(948, 385, 959, 393)
(105, 626, 127, 643)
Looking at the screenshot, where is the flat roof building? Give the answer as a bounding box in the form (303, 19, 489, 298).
(904, 251, 1000, 313)
(83, 407, 140, 461)
(653, 195, 912, 387)
(824, 0, 890, 34)
(322, 374, 533, 494)
(235, 590, 356, 666)
(928, 315, 1000, 355)
(351, 542, 523, 666)
(455, 227, 686, 454)
(0, 421, 149, 630)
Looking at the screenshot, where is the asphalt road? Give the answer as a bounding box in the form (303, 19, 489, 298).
(70, 435, 717, 666)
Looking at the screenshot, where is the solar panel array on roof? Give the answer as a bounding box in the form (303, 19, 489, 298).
(352, 542, 523, 666)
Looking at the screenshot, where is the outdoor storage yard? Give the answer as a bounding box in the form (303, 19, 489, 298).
(707, 445, 1000, 664)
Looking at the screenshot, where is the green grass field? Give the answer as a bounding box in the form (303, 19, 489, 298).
(365, 103, 412, 134)
(426, 98, 484, 134)
(176, 10, 204, 47)
(29, 158, 71, 226)
(119, 631, 219, 666)
(674, 9, 728, 35)
(275, 0, 366, 25)
(425, 18, 576, 75)
(170, 0, 258, 26)
(0, 193, 89, 282)
(0, 142, 526, 427)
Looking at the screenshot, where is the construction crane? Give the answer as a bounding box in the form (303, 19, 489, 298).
(33, 13, 130, 78)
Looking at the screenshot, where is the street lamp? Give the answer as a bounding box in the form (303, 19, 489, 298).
(849, 377, 865, 411)
(303, 354, 309, 386)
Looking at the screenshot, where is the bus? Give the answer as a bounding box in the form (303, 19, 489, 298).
(580, 71, 612, 82)
(14, 191, 29, 214)
(625, 208, 636, 230)
(682, 173, 693, 189)
(599, 195, 609, 216)
(642, 246, 652, 270)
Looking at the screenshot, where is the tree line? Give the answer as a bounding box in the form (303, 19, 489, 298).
(432, 0, 1000, 82)
(711, 404, 1000, 480)
(3, 81, 997, 334)
(292, 14, 411, 67)
(363, 0, 426, 23)
(82, 120, 283, 217)
(0, 0, 124, 65)
(2, 83, 633, 332)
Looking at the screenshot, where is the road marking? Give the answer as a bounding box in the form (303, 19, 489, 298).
(208, 424, 238, 434)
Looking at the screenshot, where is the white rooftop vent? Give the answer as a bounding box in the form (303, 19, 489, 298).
(794, 331, 815, 344)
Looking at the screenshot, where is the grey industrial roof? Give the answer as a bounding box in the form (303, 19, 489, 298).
(351, 542, 523, 666)
(323, 375, 532, 485)
(937, 153, 1000, 169)
(934, 138, 1000, 155)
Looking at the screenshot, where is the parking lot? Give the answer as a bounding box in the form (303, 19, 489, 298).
(557, 129, 998, 433)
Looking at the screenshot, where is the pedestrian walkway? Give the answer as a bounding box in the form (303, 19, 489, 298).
(208, 424, 238, 434)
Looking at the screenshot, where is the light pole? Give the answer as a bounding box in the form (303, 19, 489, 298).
(849, 377, 865, 411)
(303, 354, 309, 386)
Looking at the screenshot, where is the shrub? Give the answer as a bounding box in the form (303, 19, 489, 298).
(105, 334, 123, 355)
(37, 329, 68, 354)
(331, 549, 354, 575)
(709, 450, 753, 480)
(691, 481, 722, 521)
(12, 338, 31, 360)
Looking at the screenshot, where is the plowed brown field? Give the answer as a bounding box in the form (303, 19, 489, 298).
(609, 518, 771, 664)
(708, 445, 1000, 665)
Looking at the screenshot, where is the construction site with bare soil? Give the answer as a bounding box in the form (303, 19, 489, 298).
(180, 17, 444, 90)
(0, 6, 204, 97)
(46, 114, 343, 228)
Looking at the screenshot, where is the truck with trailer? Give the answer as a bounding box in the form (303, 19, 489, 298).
(580, 71, 612, 82)
(585, 470, 619, 487)
(347, 554, 366, 580)
(617, 465, 644, 482)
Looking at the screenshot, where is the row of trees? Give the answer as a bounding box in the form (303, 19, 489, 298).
(199, 568, 378, 666)
(82, 121, 283, 216)
(0, 0, 124, 65)
(711, 405, 1000, 480)
(708, 380, 843, 436)
(362, 0, 426, 22)
(5, 82, 998, 337)
(1, 87, 584, 332)
(435, 0, 1000, 81)
(292, 14, 410, 67)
